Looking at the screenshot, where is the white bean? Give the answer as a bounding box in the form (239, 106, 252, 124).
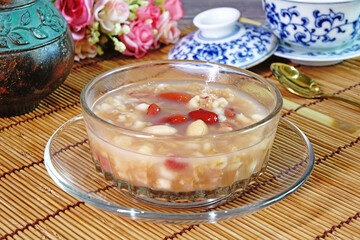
(213, 107, 224, 115)
(117, 115, 126, 122)
(137, 143, 154, 154)
(203, 142, 212, 152)
(251, 113, 264, 122)
(143, 125, 177, 135)
(99, 103, 113, 112)
(236, 113, 252, 124)
(212, 97, 228, 108)
(133, 120, 146, 129)
(187, 95, 200, 109)
(211, 157, 228, 169)
(154, 83, 169, 93)
(218, 114, 226, 123)
(159, 166, 177, 179)
(156, 178, 171, 190)
(135, 103, 150, 112)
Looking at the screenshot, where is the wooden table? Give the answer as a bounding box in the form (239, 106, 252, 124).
(1, 0, 360, 239)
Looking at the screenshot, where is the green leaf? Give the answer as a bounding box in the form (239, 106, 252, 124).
(8, 32, 29, 45)
(31, 28, 47, 39)
(0, 37, 8, 48)
(20, 11, 31, 25)
(153, 0, 165, 7)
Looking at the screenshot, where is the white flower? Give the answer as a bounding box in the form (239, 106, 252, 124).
(121, 24, 130, 34)
(94, 0, 130, 33)
(88, 22, 101, 45)
(112, 37, 126, 52)
(153, 11, 181, 48)
(74, 39, 98, 61)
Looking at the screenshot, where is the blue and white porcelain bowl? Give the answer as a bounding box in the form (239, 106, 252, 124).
(168, 8, 278, 69)
(263, 0, 360, 50)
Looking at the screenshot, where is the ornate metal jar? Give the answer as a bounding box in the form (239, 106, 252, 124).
(0, 0, 74, 117)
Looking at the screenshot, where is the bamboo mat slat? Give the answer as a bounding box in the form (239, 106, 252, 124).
(1, 23, 360, 240)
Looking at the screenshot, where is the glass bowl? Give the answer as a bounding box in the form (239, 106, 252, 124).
(44, 116, 314, 224)
(78, 60, 283, 207)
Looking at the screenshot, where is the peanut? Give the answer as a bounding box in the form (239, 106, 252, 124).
(186, 119, 208, 136)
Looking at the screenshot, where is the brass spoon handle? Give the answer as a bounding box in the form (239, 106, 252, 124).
(318, 94, 360, 106)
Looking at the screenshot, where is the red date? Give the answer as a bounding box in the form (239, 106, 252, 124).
(147, 103, 160, 116)
(96, 151, 111, 172)
(158, 92, 191, 102)
(162, 114, 188, 124)
(164, 158, 188, 171)
(188, 108, 218, 124)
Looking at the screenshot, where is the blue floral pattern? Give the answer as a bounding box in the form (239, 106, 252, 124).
(263, 0, 360, 47)
(277, 43, 360, 57)
(168, 23, 278, 69)
(194, 42, 229, 64)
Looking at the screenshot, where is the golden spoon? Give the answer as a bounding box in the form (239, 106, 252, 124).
(270, 62, 360, 106)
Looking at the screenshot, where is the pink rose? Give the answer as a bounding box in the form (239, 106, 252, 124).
(136, 0, 161, 27)
(120, 21, 154, 58)
(163, 0, 184, 21)
(74, 39, 98, 61)
(153, 11, 181, 48)
(54, 0, 94, 41)
(94, 0, 129, 33)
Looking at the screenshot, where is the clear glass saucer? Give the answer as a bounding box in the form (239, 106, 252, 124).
(44, 116, 314, 224)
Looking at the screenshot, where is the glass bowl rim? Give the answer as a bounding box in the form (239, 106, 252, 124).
(80, 60, 283, 140)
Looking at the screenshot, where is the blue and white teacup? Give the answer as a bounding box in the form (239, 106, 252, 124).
(262, 0, 360, 50)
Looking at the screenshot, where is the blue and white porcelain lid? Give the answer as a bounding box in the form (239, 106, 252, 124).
(168, 8, 278, 69)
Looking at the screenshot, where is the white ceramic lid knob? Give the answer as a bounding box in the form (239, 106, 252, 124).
(193, 7, 241, 39)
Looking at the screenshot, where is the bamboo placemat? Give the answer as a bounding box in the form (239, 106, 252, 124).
(1, 21, 360, 239)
